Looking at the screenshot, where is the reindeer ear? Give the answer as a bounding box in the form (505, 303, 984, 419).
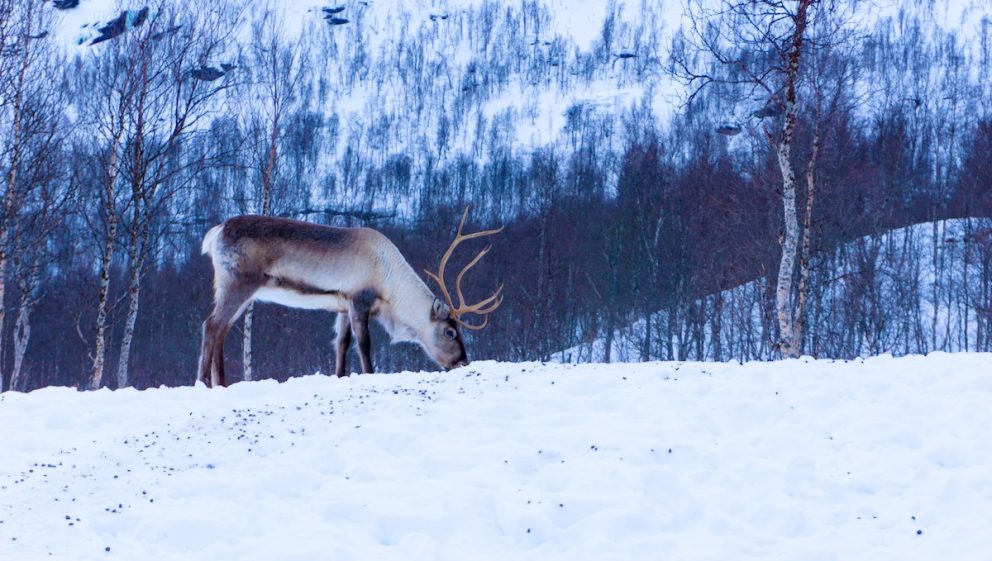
(431, 297, 450, 320)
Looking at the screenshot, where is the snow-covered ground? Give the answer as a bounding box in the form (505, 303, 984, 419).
(2, 354, 990, 560)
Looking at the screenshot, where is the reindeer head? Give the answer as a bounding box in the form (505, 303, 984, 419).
(424, 208, 503, 370)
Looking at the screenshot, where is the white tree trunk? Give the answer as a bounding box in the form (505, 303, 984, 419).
(794, 122, 821, 356)
(241, 99, 279, 383)
(10, 303, 30, 392)
(115, 283, 139, 388)
(773, 0, 812, 359)
(89, 222, 116, 390)
(775, 132, 801, 357)
(115, 233, 141, 388)
(88, 124, 122, 390)
(9, 267, 37, 392)
(242, 303, 254, 381)
(0, 0, 37, 390)
(0, 229, 9, 388)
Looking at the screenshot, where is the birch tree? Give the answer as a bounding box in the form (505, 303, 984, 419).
(79, 7, 147, 390)
(78, 1, 238, 388)
(671, 0, 856, 357)
(5, 76, 69, 391)
(0, 0, 62, 390)
(8, 179, 68, 390)
(111, 3, 239, 388)
(238, 7, 306, 382)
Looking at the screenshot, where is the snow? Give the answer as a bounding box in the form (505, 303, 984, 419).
(2, 354, 991, 560)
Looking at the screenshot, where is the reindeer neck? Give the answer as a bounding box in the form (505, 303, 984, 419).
(377, 249, 436, 339)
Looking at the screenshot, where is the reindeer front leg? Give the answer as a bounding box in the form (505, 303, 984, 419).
(334, 311, 352, 377)
(349, 292, 375, 374)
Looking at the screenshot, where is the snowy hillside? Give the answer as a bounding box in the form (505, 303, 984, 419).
(559, 218, 992, 363)
(2, 354, 991, 560)
(54, 0, 678, 149)
(38, 0, 694, 220)
(50, 0, 992, 162)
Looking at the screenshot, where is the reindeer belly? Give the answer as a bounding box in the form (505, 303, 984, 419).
(253, 275, 350, 312)
(252, 287, 346, 311)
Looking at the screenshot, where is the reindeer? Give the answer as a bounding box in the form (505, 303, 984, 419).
(196, 209, 502, 387)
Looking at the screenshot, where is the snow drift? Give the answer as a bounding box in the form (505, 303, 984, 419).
(2, 354, 990, 560)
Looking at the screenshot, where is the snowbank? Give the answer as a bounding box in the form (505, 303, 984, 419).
(2, 354, 990, 559)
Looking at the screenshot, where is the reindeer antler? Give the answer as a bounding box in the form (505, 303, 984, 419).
(425, 207, 504, 330)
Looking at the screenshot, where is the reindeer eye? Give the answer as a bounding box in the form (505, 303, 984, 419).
(444, 327, 457, 340)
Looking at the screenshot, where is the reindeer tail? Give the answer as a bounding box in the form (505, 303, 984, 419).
(201, 223, 223, 256)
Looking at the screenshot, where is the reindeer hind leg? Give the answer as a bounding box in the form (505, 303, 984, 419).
(199, 280, 256, 387)
(197, 319, 217, 386)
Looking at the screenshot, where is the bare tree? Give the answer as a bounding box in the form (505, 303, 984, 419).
(237, 6, 307, 382)
(0, 0, 63, 390)
(5, 78, 70, 391)
(78, 6, 148, 390)
(111, 2, 240, 388)
(8, 178, 69, 390)
(671, 0, 858, 357)
(76, 1, 240, 389)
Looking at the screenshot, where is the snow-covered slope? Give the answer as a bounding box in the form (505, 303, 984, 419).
(54, 0, 680, 148)
(2, 354, 990, 560)
(47, 0, 684, 216)
(560, 218, 992, 363)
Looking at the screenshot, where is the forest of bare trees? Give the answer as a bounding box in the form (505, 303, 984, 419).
(1, 0, 990, 391)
